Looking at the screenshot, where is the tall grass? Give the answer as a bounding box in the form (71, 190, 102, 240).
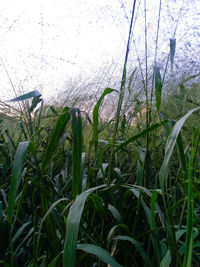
(0, 1, 200, 267)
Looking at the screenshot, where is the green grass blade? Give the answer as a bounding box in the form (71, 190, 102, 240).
(29, 95, 42, 112)
(70, 108, 83, 199)
(7, 141, 30, 225)
(128, 187, 162, 264)
(93, 88, 117, 155)
(12, 221, 31, 244)
(48, 252, 62, 267)
(106, 224, 131, 250)
(108, 204, 122, 224)
(123, 185, 165, 229)
(36, 198, 67, 259)
(41, 107, 70, 174)
(77, 243, 122, 267)
(63, 185, 106, 267)
(150, 190, 158, 230)
(176, 133, 187, 175)
(115, 235, 153, 265)
(154, 66, 163, 112)
(114, 120, 168, 152)
(8, 90, 41, 102)
(159, 107, 200, 193)
(159, 249, 171, 267)
(159, 108, 200, 266)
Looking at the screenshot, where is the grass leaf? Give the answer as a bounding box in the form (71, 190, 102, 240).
(41, 107, 70, 174)
(154, 65, 163, 112)
(70, 108, 83, 199)
(93, 88, 117, 155)
(115, 235, 153, 265)
(114, 120, 168, 152)
(77, 243, 122, 267)
(8, 90, 41, 102)
(8, 141, 30, 225)
(63, 185, 106, 267)
(159, 107, 200, 193)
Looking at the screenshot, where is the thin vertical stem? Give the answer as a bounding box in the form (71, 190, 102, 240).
(107, 0, 137, 187)
(151, 0, 162, 102)
(144, 0, 150, 188)
(144, 0, 148, 106)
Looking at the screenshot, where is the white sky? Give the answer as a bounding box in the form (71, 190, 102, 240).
(0, 0, 199, 101)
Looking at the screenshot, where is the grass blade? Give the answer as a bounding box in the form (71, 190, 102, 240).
(159, 108, 200, 266)
(8, 141, 30, 225)
(115, 235, 153, 265)
(70, 108, 83, 199)
(115, 120, 168, 152)
(77, 243, 122, 267)
(93, 88, 117, 155)
(36, 198, 67, 260)
(41, 107, 70, 174)
(154, 65, 163, 112)
(63, 185, 106, 267)
(8, 90, 41, 102)
(159, 107, 200, 193)
(48, 252, 62, 267)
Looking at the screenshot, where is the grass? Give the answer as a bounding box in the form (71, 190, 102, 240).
(0, 79, 199, 266)
(0, 1, 200, 266)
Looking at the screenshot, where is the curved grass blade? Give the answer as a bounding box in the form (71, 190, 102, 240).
(159, 250, 171, 267)
(106, 224, 131, 251)
(123, 185, 165, 228)
(41, 107, 70, 174)
(77, 244, 122, 267)
(12, 221, 31, 244)
(159, 107, 200, 193)
(159, 108, 200, 266)
(93, 88, 117, 155)
(63, 185, 106, 267)
(88, 194, 105, 220)
(8, 141, 30, 225)
(70, 108, 83, 199)
(160, 229, 187, 267)
(127, 186, 162, 264)
(114, 120, 168, 152)
(8, 90, 41, 102)
(114, 235, 153, 265)
(29, 95, 42, 112)
(48, 252, 62, 267)
(36, 198, 67, 259)
(108, 204, 122, 224)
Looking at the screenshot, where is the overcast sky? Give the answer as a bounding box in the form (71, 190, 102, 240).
(0, 0, 199, 101)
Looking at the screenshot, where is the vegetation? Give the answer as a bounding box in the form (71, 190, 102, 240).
(0, 1, 200, 267)
(0, 73, 200, 267)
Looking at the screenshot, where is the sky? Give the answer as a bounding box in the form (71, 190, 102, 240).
(0, 0, 199, 101)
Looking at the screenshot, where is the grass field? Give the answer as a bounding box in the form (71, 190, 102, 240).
(0, 1, 200, 266)
(0, 77, 200, 267)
